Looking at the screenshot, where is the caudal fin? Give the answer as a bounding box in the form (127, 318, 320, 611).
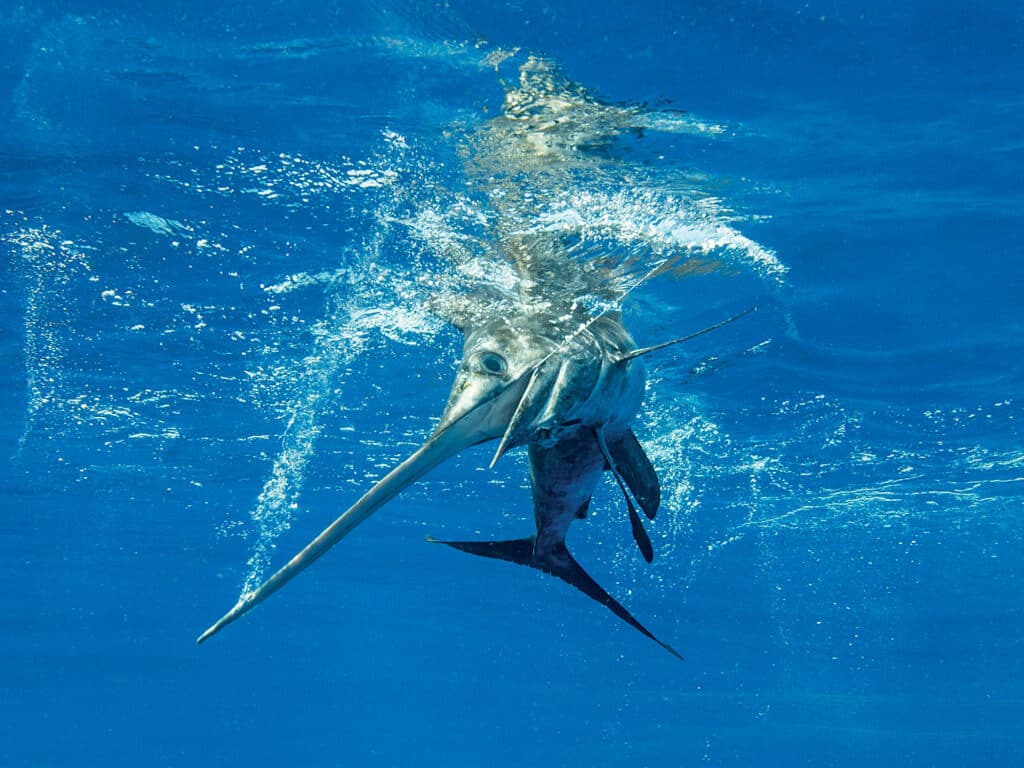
(427, 535, 683, 660)
(425, 535, 535, 566)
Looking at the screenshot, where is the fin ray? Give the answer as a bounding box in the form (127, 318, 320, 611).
(614, 306, 756, 364)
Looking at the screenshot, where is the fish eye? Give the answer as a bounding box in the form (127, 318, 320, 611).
(478, 351, 508, 376)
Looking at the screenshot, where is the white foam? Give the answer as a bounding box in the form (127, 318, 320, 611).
(124, 211, 188, 236)
(532, 188, 786, 282)
(236, 131, 451, 594)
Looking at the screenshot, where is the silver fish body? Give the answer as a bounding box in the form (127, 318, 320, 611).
(198, 307, 682, 657)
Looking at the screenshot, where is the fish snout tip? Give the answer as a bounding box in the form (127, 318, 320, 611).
(196, 618, 226, 645)
(196, 597, 250, 646)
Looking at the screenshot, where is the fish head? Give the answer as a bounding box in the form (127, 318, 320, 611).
(433, 316, 560, 445)
(435, 314, 640, 466)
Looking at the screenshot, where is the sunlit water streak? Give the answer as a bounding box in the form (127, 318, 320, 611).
(222, 132, 451, 595)
(5, 220, 93, 453)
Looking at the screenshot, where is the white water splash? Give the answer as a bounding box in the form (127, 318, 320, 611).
(240, 292, 367, 597)
(124, 211, 189, 236)
(532, 188, 785, 283)
(239, 283, 444, 597)
(236, 130, 446, 596)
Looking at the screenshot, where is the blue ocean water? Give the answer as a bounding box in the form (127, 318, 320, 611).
(2, 2, 1022, 765)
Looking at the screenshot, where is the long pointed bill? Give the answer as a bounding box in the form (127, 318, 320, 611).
(197, 377, 529, 645)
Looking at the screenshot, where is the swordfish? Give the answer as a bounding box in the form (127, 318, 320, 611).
(198, 289, 751, 657)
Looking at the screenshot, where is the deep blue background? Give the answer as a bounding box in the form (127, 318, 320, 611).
(2, 2, 1022, 766)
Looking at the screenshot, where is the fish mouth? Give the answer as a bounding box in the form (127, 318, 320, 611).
(197, 372, 533, 644)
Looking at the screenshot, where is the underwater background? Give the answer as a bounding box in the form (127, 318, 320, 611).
(1, 1, 1021, 765)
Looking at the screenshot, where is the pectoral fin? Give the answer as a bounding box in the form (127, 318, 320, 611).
(594, 428, 655, 562)
(608, 429, 660, 520)
(624, 495, 654, 563)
